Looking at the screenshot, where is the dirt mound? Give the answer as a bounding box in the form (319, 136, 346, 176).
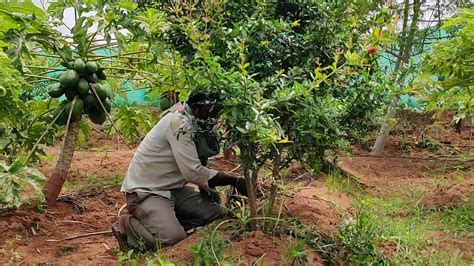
(285, 180, 343, 239)
(336, 156, 471, 198)
(0, 189, 124, 264)
(421, 180, 474, 208)
(160, 232, 200, 264)
(424, 230, 474, 261)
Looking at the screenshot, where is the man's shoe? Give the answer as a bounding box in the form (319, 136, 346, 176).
(111, 222, 130, 252)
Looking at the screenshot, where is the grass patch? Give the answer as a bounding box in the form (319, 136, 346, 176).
(116, 249, 174, 266)
(326, 168, 363, 196)
(425, 201, 474, 238)
(340, 194, 473, 264)
(339, 196, 430, 264)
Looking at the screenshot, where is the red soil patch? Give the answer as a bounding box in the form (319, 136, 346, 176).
(424, 230, 474, 261)
(285, 179, 344, 239)
(336, 156, 471, 198)
(232, 231, 324, 265)
(0, 189, 123, 264)
(422, 179, 474, 208)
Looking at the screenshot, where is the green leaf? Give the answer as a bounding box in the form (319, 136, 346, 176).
(17, 167, 46, 194)
(8, 157, 26, 173)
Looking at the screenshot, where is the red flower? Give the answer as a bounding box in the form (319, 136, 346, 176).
(368, 46, 377, 55)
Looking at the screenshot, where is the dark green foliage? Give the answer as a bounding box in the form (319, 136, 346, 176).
(339, 209, 386, 264)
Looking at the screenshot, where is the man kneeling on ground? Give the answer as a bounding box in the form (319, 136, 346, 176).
(111, 92, 247, 251)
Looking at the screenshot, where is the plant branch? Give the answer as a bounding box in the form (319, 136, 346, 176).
(24, 74, 59, 81)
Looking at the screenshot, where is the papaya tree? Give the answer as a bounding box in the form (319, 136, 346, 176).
(0, 0, 125, 206)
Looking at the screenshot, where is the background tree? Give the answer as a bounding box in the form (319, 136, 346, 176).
(371, 0, 472, 155)
(416, 8, 473, 125)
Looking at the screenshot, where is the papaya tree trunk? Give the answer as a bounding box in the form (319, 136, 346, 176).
(44, 121, 80, 206)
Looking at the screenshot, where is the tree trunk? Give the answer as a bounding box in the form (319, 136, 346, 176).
(239, 144, 258, 230)
(44, 121, 80, 206)
(264, 147, 282, 222)
(371, 0, 422, 155)
(244, 166, 258, 230)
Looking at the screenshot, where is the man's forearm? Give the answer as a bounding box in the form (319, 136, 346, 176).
(208, 172, 247, 196)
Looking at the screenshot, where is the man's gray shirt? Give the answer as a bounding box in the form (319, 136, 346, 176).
(121, 103, 218, 198)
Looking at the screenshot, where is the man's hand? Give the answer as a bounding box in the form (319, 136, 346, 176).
(209, 172, 248, 196)
(200, 187, 221, 204)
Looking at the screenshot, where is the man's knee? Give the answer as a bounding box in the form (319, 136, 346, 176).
(160, 228, 187, 246)
(201, 204, 226, 223)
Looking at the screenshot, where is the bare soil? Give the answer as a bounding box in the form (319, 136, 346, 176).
(421, 179, 474, 209)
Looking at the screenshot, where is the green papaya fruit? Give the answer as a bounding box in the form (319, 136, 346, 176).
(76, 79, 90, 94)
(65, 98, 84, 121)
(96, 70, 107, 80)
(59, 70, 80, 88)
(83, 93, 98, 107)
(74, 58, 86, 73)
(85, 73, 99, 83)
(65, 89, 77, 100)
(47, 83, 64, 98)
(89, 108, 107, 125)
(55, 109, 68, 125)
(103, 99, 112, 113)
(100, 82, 113, 99)
(160, 96, 171, 110)
(85, 61, 98, 73)
(91, 83, 108, 101)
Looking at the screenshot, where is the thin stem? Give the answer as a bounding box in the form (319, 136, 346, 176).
(26, 107, 56, 135)
(26, 79, 54, 84)
(25, 74, 59, 81)
(102, 66, 155, 76)
(30, 52, 62, 58)
(24, 106, 66, 164)
(87, 51, 145, 59)
(84, 31, 98, 57)
(27, 66, 65, 71)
